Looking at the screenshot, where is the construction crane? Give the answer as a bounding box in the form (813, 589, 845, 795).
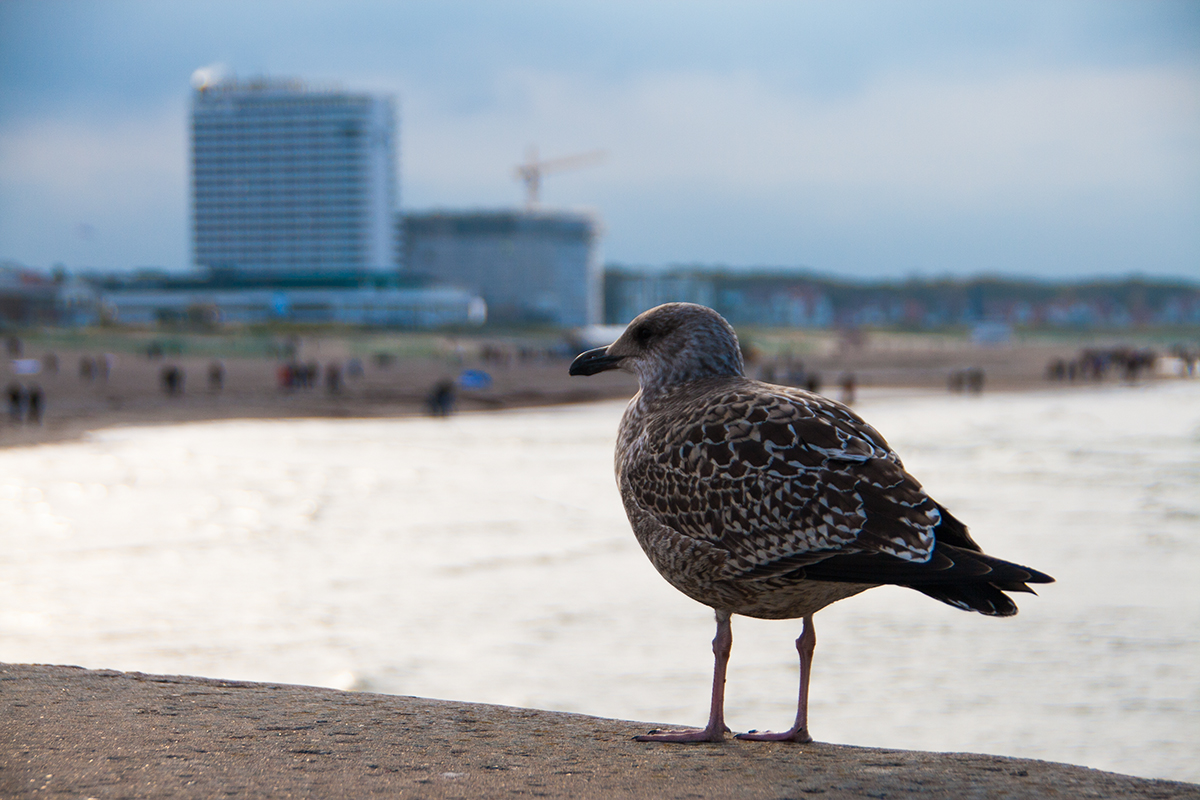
(514, 146, 606, 210)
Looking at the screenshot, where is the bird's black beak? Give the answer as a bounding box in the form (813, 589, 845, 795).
(569, 346, 625, 376)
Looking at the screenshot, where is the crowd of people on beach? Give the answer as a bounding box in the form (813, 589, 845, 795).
(6, 382, 44, 425)
(758, 359, 823, 394)
(2, 329, 1195, 442)
(275, 358, 362, 394)
(753, 358, 861, 405)
(948, 367, 987, 394)
(1045, 346, 1190, 383)
(5, 336, 50, 425)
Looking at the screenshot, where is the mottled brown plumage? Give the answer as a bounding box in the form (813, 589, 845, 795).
(570, 302, 1053, 743)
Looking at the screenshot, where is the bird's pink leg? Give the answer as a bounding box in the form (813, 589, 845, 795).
(737, 614, 816, 743)
(635, 610, 732, 742)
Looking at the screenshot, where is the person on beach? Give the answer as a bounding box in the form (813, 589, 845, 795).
(838, 372, 857, 405)
(26, 385, 43, 424)
(162, 366, 184, 395)
(208, 361, 225, 393)
(427, 379, 456, 417)
(7, 383, 24, 422)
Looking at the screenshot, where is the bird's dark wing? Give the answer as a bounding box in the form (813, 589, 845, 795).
(626, 380, 944, 578)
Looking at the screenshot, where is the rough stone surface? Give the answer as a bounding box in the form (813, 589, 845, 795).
(2, 663, 1196, 799)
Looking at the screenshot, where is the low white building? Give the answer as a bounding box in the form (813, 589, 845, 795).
(100, 284, 485, 328)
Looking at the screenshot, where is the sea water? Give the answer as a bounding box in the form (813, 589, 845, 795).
(0, 381, 1197, 783)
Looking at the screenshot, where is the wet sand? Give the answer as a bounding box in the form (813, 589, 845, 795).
(0, 335, 1111, 449)
(3, 664, 1197, 800)
(0, 348, 639, 448)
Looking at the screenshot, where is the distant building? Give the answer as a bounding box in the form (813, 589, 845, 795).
(192, 77, 397, 274)
(605, 266, 834, 328)
(607, 266, 1200, 330)
(402, 210, 601, 327)
(94, 268, 485, 329)
(0, 262, 60, 326)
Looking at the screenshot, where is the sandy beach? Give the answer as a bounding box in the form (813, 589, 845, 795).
(0, 328, 1154, 448)
(0, 338, 637, 449)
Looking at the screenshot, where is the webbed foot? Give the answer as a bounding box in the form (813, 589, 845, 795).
(635, 724, 728, 743)
(735, 727, 813, 743)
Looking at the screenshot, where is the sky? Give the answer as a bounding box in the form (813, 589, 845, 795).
(1, 0, 1198, 282)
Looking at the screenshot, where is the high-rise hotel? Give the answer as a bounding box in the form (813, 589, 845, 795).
(191, 77, 397, 274)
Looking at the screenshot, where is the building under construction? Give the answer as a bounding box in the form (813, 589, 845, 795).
(401, 210, 600, 327)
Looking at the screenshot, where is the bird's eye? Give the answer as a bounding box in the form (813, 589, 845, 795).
(632, 324, 653, 345)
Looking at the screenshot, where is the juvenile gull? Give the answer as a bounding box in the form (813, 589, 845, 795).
(569, 302, 1054, 743)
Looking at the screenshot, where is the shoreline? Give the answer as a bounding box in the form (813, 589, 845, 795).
(3, 663, 1197, 799)
(0, 353, 642, 450)
(1, 337, 1182, 449)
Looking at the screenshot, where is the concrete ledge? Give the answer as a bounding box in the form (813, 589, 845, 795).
(2, 663, 1196, 799)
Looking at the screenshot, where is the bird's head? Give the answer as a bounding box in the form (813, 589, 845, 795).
(568, 303, 745, 393)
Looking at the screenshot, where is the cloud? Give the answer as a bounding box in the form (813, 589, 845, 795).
(392, 58, 1199, 276)
(0, 104, 189, 268)
(1, 40, 1196, 277)
(0, 107, 184, 195)
(404, 61, 1200, 211)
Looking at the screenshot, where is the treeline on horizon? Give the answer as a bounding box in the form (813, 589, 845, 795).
(822, 273, 1196, 303)
(603, 264, 1200, 329)
(607, 264, 1199, 299)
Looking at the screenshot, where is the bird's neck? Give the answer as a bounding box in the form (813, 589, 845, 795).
(636, 355, 744, 399)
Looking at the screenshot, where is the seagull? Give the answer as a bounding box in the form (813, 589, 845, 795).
(569, 302, 1054, 743)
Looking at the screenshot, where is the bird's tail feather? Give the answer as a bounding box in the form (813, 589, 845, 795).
(797, 544, 1053, 616)
(906, 547, 1051, 616)
(913, 583, 1020, 617)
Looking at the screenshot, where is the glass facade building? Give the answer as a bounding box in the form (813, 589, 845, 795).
(402, 210, 600, 327)
(192, 79, 397, 274)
